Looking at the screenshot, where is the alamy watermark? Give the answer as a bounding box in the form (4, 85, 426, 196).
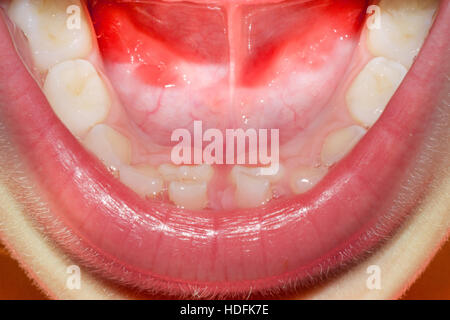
(171, 121, 280, 176)
(366, 5, 382, 30)
(366, 265, 382, 290)
(66, 4, 81, 30)
(66, 265, 81, 290)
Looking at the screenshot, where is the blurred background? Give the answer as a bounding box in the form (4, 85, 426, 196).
(1, 239, 449, 299)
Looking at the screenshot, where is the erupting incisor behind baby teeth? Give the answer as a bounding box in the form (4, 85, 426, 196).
(43, 59, 111, 137)
(8, 0, 92, 71)
(321, 125, 367, 167)
(367, 0, 439, 68)
(346, 57, 407, 128)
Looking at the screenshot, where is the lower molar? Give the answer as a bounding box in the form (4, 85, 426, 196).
(43, 59, 111, 137)
(367, 0, 438, 69)
(346, 57, 407, 128)
(8, 0, 92, 71)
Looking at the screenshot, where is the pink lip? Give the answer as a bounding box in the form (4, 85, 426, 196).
(0, 1, 449, 297)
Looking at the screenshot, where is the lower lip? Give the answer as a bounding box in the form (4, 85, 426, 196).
(0, 2, 448, 296)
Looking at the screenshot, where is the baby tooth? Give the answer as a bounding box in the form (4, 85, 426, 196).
(158, 164, 213, 210)
(83, 124, 131, 170)
(43, 59, 111, 137)
(321, 126, 367, 167)
(367, 0, 439, 68)
(233, 171, 271, 209)
(290, 166, 328, 194)
(230, 165, 284, 183)
(119, 165, 164, 198)
(230, 165, 282, 208)
(168, 181, 208, 210)
(8, 0, 92, 71)
(158, 164, 213, 182)
(346, 57, 407, 128)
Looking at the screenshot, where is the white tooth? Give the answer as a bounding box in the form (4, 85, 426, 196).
(290, 166, 328, 194)
(346, 57, 407, 128)
(158, 164, 213, 210)
(321, 126, 367, 167)
(168, 181, 208, 210)
(119, 165, 164, 199)
(8, 0, 92, 71)
(158, 164, 213, 182)
(230, 165, 283, 208)
(230, 166, 276, 208)
(367, 0, 439, 68)
(83, 124, 131, 170)
(230, 165, 284, 183)
(43, 59, 111, 137)
(233, 171, 271, 208)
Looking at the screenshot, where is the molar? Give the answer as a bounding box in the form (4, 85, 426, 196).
(346, 57, 407, 128)
(8, 0, 92, 71)
(43, 59, 111, 137)
(367, 0, 439, 68)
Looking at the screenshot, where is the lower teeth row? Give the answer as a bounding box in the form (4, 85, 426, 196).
(4, 0, 439, 210)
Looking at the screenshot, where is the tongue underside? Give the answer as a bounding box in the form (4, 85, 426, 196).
(88, 0, 368, 144)
(90, 0, 367, 86)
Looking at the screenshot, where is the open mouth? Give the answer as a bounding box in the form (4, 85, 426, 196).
(0, 0, 448, 298)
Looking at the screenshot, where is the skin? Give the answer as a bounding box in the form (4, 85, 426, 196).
(0, 3, 449, 300)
